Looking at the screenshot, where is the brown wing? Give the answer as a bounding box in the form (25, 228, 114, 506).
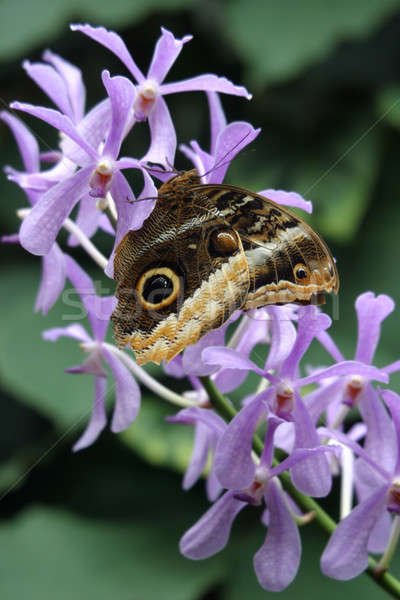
(192, 183, 339, 307)
(112, 181, 250, 365)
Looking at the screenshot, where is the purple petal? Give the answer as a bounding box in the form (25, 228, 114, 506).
(1, 233, 20, 244)
(19, 167, 92, 255)
(161, 74, 251, 99)
(141, 97, 176, 167)
(35, 243, 66, 313)
(61, 99, 111, 166)
(43, 50, 85, 121)
(380, 390, 400, 475)
(304, 379, 344, 424)
(211, 122, 260, 184)
(11, 102, 97, 161)
(259, 189, 312, 213)
(179, 140, 210, 176)
(0, 111, 39, 172)
(180, 490, 246, 559)
(354, 292, 395, 364)
(270, 445, 337, 479)
(368, 510, 391, 553)
(148, 27, 192, 83)
(254, 480, 301, 591)
(73, 376, 107, 451)
(320, 485, 388, 580)
(360, 386, 396, 474)
(384, 359, 400, 375)
(84, 295, 116, 341)
(265, 305, 297, 371)
(101, 346, 140, 432)
(23, 60, 73, 118)
(316, 330, 345, 362)
(182, 328, 227, 377)
(206, 92, 227, 155)
(291, 393, 332, 497)
(67, 193, 102, 246)
(298, 361, 389, 387)
(168, 406, 226, 435)
(102, 71, 135, 158)
(42, 323, 91, 343)
(215, 396, 267, 489)
(281, 307, 331, 380)
(65, 253, 95, 296)
(202, 346, 265, 376)
(183, 423, 210, 490)
(71, 24, 145, 82)
(206, 464, 223, 502)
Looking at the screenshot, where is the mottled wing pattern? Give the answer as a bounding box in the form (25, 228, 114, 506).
(112, 172, 250, 365)
(192, 183, 339, 308)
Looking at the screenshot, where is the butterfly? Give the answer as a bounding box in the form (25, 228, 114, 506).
(111, 169, 339, 365)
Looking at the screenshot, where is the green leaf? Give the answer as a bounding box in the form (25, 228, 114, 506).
(0, 0, 190, 60)
(0, 506, 223, 600)
(225, 0, 399, 85)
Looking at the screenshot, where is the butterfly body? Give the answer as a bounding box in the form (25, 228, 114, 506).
(112, 170, 339, 365)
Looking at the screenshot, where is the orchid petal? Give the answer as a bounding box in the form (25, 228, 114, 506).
(148, 27, 192, 83)
(141, 97, 176, 167)
(71, 24, 145, 82)
(180, 490, 246, 559)
(19, 166, 92, 255)
(43, 50, 85, 121)
(161, 74, 251, 99)
(42, 323, 91, 343)
(0, 111, 39, 172)
(281, 307, 331, 379)
(183, 328, 227, 377)
(73, 377, 107, 451)
(254, 480, 301, 591)
(23, 60, 73, 118)
(35, 243, 66, 314)
(320, 485, 388, 580)
(211, 122, 260, 184)
(265, 305, 297, 371)
(206, 92, 227, 155)
(202, 346, 265, 376)
(354, 292, 394, 364)
(259, 189, 312, 214)
(67, 194, 102, 246)
(183, 423, 210, 490)
(102, 71, 135, 158)
(381, 389, 400, 475)
(215, 396, 267, 489)
(298, 361, 389, 387)
(11, 102, 97, 161)
(360, 386, 396, 473)
(101, 347, 140, 432)
(291, 394, 332, 497)
(316, 329, 345, 362)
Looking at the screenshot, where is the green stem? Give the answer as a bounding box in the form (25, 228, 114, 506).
(200, 376, 400, 600)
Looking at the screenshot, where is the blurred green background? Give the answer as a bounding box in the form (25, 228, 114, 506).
(1, 1, 400, 598)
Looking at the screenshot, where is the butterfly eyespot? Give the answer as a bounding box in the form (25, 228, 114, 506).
(209, 229, 239, 256)
(136, 267, 180, 309)
(294, 264, 309, 280)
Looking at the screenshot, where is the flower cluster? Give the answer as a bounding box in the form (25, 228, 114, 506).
(3, 24, 400, 594)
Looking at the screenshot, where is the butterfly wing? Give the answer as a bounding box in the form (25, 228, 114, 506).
(193, 183, 339, 308)
(112, 185, 250, 365)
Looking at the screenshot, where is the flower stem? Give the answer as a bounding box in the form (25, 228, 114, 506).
(200, 375, 400, 600)
(107, 344, 194, 408)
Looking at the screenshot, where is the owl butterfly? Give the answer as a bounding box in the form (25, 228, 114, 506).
(112, 169, 339, 365)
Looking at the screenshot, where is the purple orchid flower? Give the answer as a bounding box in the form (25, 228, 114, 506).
(12, 69, 156, 258)
(168, 406, 227, 501)
(203, 306, 389, 497)
(71, 25, 251, 167)
(320, 389, 400, 580)
(42, 256, 140, 450)
(181, 416, 336, 591)
(307, 292, 400, 468)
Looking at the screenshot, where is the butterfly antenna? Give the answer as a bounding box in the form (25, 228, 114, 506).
(199, 129, 253, 180)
